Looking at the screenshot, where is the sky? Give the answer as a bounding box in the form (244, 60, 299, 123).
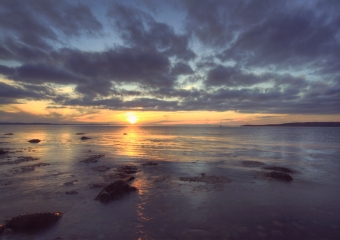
(0, 0, 339, 125)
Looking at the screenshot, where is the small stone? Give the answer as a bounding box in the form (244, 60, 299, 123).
(95, 180, 137, 203)
(273, 221, 283, 227)
(117, 165, 138, 174)
(80, 136, 91, 140)
(92, 166, 110, 172)
(242, 161, 265, 167)
(63, 180, 77, 186)
(89, 183, 107, 188)
(263, 166, 295, 173)
(141, 162, 158, 166)
(0, 149, 8, 154)
(262, 171, 293, 182)
(257, 231, 267, 238)
(270, 229, 283, 236)
(28, 139, 41, 143)
(80, 154, 104, 163)
(65, 191, 78, 195)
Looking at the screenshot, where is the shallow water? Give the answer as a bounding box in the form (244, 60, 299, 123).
(0, 125, 340, 239)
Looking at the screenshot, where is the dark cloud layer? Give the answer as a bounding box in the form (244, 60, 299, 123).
(0, 0, 339, 115)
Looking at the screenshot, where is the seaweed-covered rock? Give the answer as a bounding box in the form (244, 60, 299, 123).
(263, 166, 295, 173)
(80, 136, 91, 140)
(76, 133, 84, 135)
(263, 171, 293, 182)
(5, 212, 61, 232)
(28, 139, 41, 143)
(95, 180, 137, 203)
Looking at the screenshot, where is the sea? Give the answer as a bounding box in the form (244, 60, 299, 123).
(0, 125, 339, 240)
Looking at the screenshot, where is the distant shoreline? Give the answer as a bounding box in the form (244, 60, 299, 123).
(0, 123, 112, 126)
(242, 122, 340, 127)
(0, 122, 340, 127)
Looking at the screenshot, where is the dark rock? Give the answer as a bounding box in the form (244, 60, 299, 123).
(28, 139, 41, 143)
(141, 162, 158, 166)
(263, 166, 295, 173)
(0, 224, 4, 234)
(0, 149, 8, 155)
(5, 212, 61, 232)
(76, 133, 84, 135)
(117, 165, 138, 174)
(65, 191, 78, 195)
(80, 154, 104, 163)
(262, 171, 293, 182)
(95, 180, 137, 203)
(80, 136, 91, 140)
(242, 161, 265, 167)
(4, 133, 14, 135)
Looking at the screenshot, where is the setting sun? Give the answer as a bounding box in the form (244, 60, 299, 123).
(126, 112, 138, 124)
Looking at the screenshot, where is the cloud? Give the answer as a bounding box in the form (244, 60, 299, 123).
(183, 0, 340, 76)
(0, 82, 57, 103)
(0, 0, 102, 49)
(0, 0, 339, 117)
(206, 65, 265, 87)
(108, 3, 195, 60)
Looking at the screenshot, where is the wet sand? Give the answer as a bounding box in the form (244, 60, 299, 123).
(0, 125, 340, 239)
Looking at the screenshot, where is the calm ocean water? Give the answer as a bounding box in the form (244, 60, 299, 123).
(0, 125, 340, 240)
